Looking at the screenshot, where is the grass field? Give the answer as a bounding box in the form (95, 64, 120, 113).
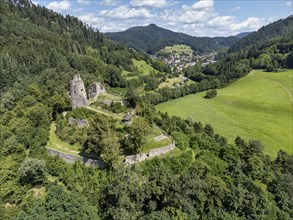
(107, 87, 128, 96)
(133, 59, 158, 74)
(156, 70, 293, 157)
(47, 123, 99, 159)
(47, 123, 80, 156)
(122, 59, 159, 79)
(159, 75, 195, 89)
(95, 93, 123, 101)
(159, 77, 183, 88)
(158, 44, 193, 56)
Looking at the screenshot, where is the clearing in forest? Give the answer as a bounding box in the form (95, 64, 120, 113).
(156, 70, 293, 157)
(157, 44, 193, 56)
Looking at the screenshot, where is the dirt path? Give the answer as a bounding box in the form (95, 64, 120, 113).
(49, 123, 80, 155)
(51, 142, 79, 155)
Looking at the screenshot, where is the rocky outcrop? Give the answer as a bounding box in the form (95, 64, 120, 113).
(70, 74, 88, 109)
(88, 82, 106, 101)
(47, 148, 107, 168)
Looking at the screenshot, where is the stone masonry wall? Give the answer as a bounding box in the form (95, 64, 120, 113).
(148, 144, 175, 157)
(47, 148, 107, 168)
(47, 142, 175, 167)
(124, 142, 176, 165)
(124, 153, 148, 165)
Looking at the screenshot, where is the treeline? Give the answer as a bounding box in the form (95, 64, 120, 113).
(137, 57, 250, 105)
(2, 92, 292, 219)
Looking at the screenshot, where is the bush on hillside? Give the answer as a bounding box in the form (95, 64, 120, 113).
(204, 89, 217, 99)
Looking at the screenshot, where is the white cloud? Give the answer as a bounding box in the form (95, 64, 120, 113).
(79, 13, 105, 24)
(47, 1, 71, 12)
(31, 0, 38, 5)
(102, 0, 119, 6)
(231, 6, 240, 12)
(208, 16, 234, 27)
(230, 17, 265, 31)
(77, 0, 90, 6)
(191, 0, 214, 10)
(100, 6, 155, 19)
(131, 0, 168, 8)
(74, 0, 283, 37)
(162, 7, 215, 24)
(73, 8, 83, 12)
(286, 1, 292, 6)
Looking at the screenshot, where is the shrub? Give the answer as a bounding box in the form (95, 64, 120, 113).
(19, 158, 46, 185)
(204, 89, 217, 99)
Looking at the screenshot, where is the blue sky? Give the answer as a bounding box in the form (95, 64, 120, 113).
(34, 0, 293, 36)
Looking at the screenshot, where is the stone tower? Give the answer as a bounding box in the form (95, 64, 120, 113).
(70, 74, 88, 109)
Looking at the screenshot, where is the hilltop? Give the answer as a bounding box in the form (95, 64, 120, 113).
(106, 24, 239, 54)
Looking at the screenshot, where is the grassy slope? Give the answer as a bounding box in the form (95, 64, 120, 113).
(157, 70, 293, 157)
(159, 77, 183, 88)
(134, 59, 158, 74)
(122, 59, 158, 79)
(47, 123, 80, 156)
(158, 44, 193, 56)
(159, 75, 195, 89)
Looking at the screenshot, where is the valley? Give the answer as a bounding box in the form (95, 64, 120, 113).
(0, 1, 292, 219)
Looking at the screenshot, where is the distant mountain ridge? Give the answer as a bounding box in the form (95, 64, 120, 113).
(106, 24, 239, 54)
(229, 16, 293, 52)
(235, 32, 252, 39)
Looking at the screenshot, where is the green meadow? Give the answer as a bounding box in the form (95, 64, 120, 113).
(122, 59, 158, 78)
(158, 44, 193, 56)
(157, 70, 293, 157)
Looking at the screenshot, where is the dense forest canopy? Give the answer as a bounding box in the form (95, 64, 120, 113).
(106, 24, 239, 54)
(0, 1, 292, 219)
(229, 16, 293, 52)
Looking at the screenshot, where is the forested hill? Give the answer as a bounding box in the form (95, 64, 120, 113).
(235, 32, 251, 39)
(106, 24, 239, 54)
(0, 0, 160, 93)
(229, 16, 293, 52)
(1, 1, 293, 219)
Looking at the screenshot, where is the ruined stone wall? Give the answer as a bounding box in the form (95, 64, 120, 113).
(47, 148, 107, 168)
(70, 74, 88, 109)
(124, 153, 148, 165)
(148, 144, 175, 157)
(48, 142, 175, 167)
(88, 82, 106, 101)
(124, 142, 176, 165)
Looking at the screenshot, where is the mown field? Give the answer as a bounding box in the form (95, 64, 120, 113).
(157, 70, 293, 157)
(157, 44, 193, 56)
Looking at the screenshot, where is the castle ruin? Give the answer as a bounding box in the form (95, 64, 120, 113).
(70, 74, 88, 109)
(88, 82, 106, 101)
